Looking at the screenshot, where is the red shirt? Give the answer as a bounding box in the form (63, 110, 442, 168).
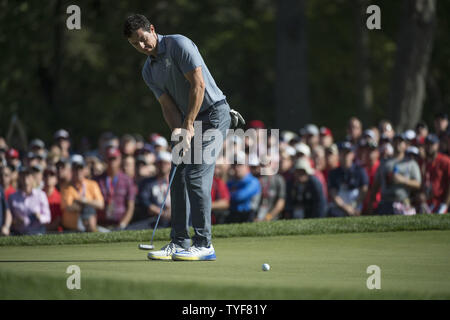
(4, 185, 16, 200)
(426, 153, 450, 208)
(211, 177, 230, 202)
(47, 188, 62, 221)
(363, 159, 381, 212)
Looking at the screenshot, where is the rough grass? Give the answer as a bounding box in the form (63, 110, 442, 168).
(0, 214, 449, 247)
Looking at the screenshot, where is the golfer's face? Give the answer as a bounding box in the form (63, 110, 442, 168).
(128, 27, 157, 55)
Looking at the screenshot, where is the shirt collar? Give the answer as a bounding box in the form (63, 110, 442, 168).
(148, 34, 166, 63)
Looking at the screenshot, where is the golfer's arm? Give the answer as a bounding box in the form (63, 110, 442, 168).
(158, 94, 183, 130)
(182, 67, 205, 128)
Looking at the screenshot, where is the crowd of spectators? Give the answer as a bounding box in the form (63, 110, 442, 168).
(0, 112, 449, 236)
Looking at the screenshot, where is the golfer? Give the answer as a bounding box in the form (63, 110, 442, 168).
(124, 14, 231, 261)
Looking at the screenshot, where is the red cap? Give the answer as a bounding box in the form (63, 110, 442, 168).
(320, 127, 333, 137)
(107, 147, 121, 159)
(7, 148, 19, 159)
(247, 120, 265, 129)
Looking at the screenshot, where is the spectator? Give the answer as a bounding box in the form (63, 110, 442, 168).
(6, 148, 21, 170)
(130, 151, 172, 230)
(29, 139, 46, 159)
(85, 156, 105, 179)
(379, 120, 395, 140)
(288, 157, 327, 219)
(347, 117, 363, 145)
(151, 135, 168, 152)
(324, 144, 339, 182)
(0, 165, 16, 200)
(211, 157, 231, 225)
(434, 113, 448, 137)
(122, 154, 136, 180)
(319, 127, 334, 148)
(254, 156, 286, 222)
(96, 148, 136, 229)
(1, 184, 12, 236)
(279, 147, 295, 185)
(361, 140, 381, 213)
(370, 134, 421, 215)
(327, 142, 369, 217)
(226, 153, 261, 223)
(120, 134, 137, 156)
(43, 166, 62, 232)
(8, 167, 51, 235)
(304, 124, 320, 149)
(424, 134, 450, 214)
(415, 121, 428, 145)
(404, 130, 417, 147)
(54, 129, 71, 159)
(55, 158, 72, 190)
(61, 155, 104, 232)
(134, 133, 145, 151)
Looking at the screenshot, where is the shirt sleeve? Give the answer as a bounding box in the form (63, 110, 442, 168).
(359, 167, 369, 187)
(409, 160, 422, 185)
(170, 36, 203, 74)
(39, 191, 51, 224)
(91, 181, 104, 202)
(142, 62, 165, 100)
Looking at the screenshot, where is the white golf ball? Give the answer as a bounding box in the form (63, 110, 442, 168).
(262, 263, 270, 271)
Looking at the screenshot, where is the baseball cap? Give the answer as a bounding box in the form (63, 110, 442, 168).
(363, 129, 376, 141)
(406, 146, 419, 156)
(7, 148, 19, 159)
(337, 141, 355, 152)
(70, 154, 85, 167)
(393, 133, 407, 141)
(107, 147, 121, 159)
(153, 136, 168, 148)
(56, 158, 70, 167)
(31, 164, 43, 172)
(156, 151, 172, 163)
(29, 139, 45, 149)
(247, 120, 265, 129)
(281, 131, 297, 143)
(284, 145, 297, 157)
(425, 134, 440, 144)
(136, 155, 148, 165)
(44, 166, 57, 175)
(54, 129, 70, 140)
(404, 130, 416, 141)
(295, 143, 311, 157)
(27, 152, 37, 159)
(294, 157, 314, 175)
(304, 124, 319, 136)
(320, 127, 333, 137)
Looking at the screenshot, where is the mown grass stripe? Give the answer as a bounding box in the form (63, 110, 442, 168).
(0, 214, 449, 247)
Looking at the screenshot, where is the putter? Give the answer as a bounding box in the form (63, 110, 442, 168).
(138, 162, 179, 251)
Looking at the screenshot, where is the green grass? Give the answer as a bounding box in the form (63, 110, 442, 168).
(1, 214, 449, 247)
(1, 230, 450, 299)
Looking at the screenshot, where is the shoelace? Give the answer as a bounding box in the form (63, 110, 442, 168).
(162, 243, 179, 255)
(187, 246, 204, 253)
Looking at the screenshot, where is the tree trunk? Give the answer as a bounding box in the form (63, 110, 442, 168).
(388, 0, 436, 132)
(275, 0, 310, 130)
(354, 0, 373, 123)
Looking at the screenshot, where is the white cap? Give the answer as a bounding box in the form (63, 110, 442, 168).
(153, 136, 168, 148)
(284, 146, 296, 157)
(157, 151, 172, 162)
(295, 157, 314, 175)
(281, 131, 297, 143)
(406, 146, 419, 156)
(363, 129, 376, 141)
(404, 130, 416, 141)
(295, 143, 311, 157)
(304, 124, 319, 136)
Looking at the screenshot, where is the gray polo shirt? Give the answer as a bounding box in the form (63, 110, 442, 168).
(142, 34, 226, 115)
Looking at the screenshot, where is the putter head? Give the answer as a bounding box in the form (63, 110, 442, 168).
(138, 244, 155, 250)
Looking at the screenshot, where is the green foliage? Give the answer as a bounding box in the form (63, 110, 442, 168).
(0, 0, 448, 146)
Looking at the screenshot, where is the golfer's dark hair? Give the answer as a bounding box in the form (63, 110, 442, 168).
(123, 14, 151, 38)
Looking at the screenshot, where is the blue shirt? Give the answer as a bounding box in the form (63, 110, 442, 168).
(142, 34, 226, 115)
(227, 173, 261, 213)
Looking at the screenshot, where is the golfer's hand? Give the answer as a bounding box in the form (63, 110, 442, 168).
(173, 124, 194, 157)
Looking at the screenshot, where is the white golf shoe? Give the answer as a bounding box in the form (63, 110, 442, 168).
(172, 244, 216, 261)
(147, 242, 185, 261)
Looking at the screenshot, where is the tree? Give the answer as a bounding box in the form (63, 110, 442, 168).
(275, 0, 310, 130)
(388, 0, 437, 131)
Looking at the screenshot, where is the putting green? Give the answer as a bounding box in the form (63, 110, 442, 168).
(1, 230, 449, 299)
